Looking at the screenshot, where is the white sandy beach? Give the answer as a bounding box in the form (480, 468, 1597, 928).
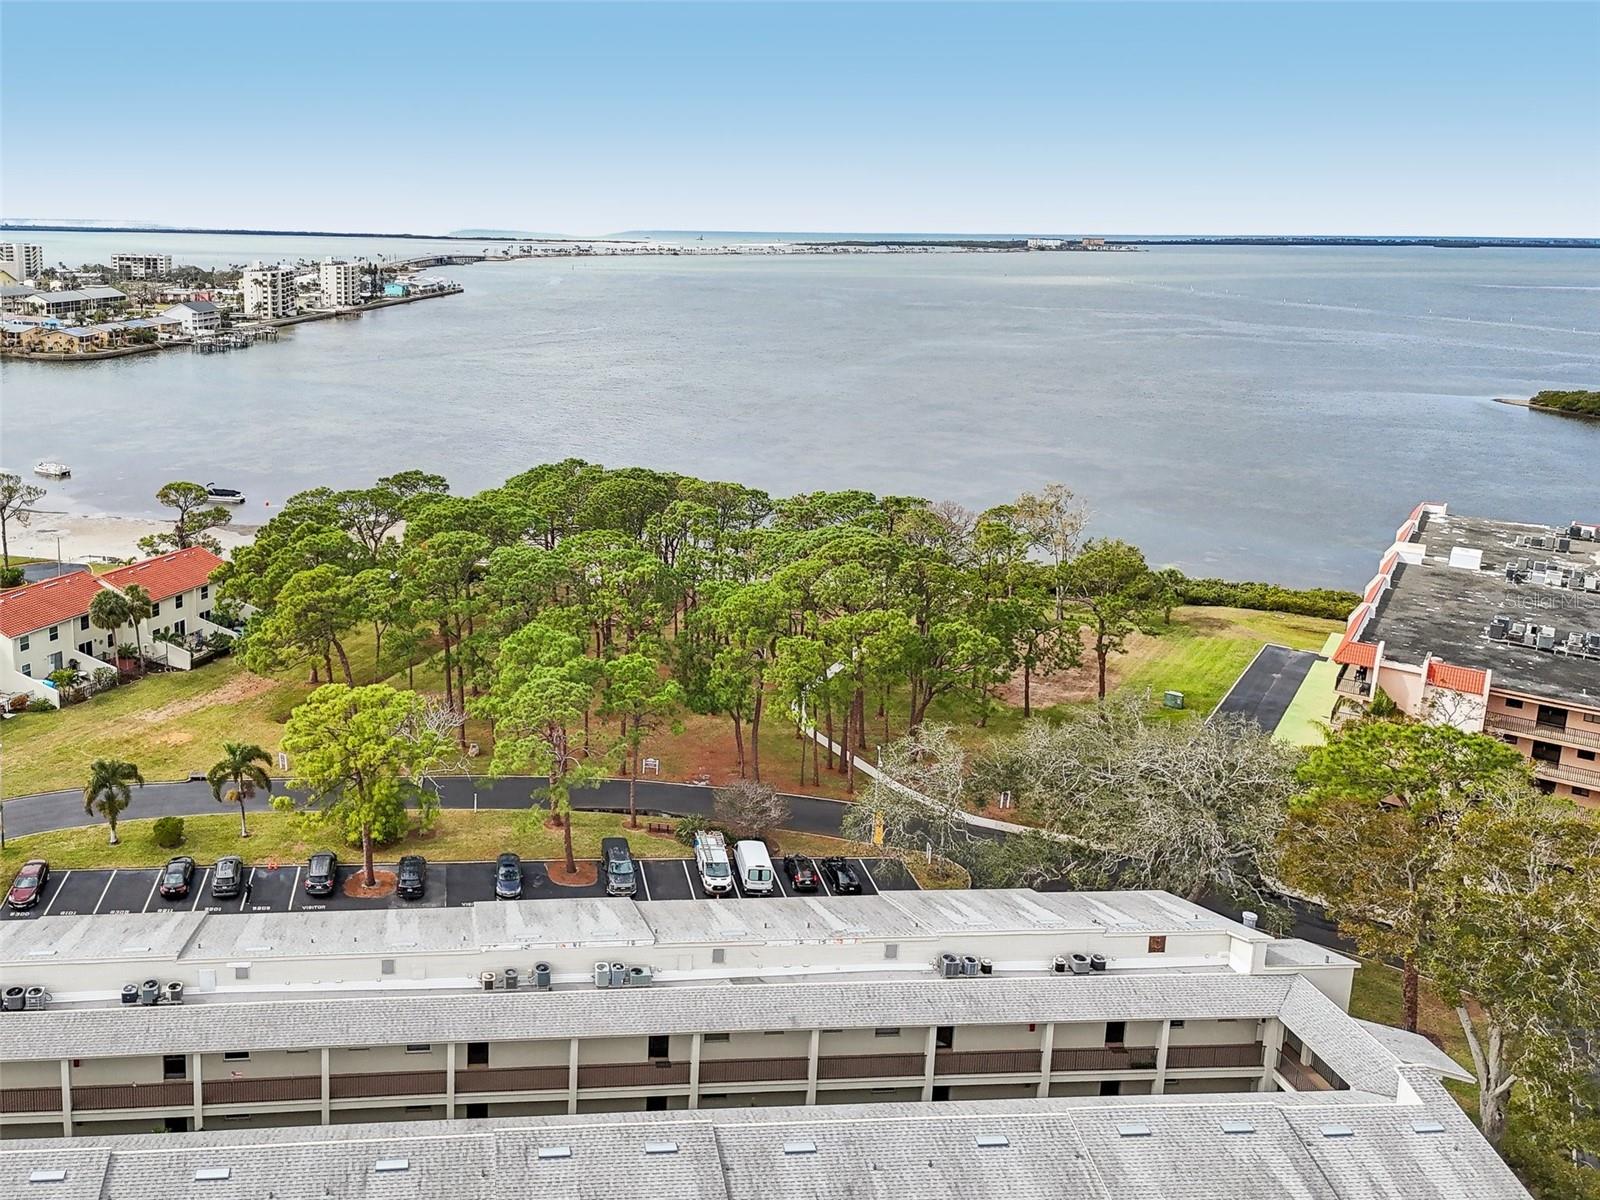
(8, 513, 257, 563)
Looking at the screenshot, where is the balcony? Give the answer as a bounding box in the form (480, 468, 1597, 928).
(933, 1048, 1042, 1077)
(576, 1061, 690, 1090)
(73, 1080, 193, 1111)
(202, 1075, 320, 1105)
(0, 1086, 63, 1114)
(1166, 1043, 1263, 1070)
(699, 1056, 810, 1085)
(1487, 712, 1600, 752)
(1050, 1046, 1159, 1073)
(329, 1069, 447, 1100)
(817, 1052, 927, 1081)
(1531, 759, 1600, 790)
(1275, 1051, 1336, 1092)
(455, 1065, 569, 1094)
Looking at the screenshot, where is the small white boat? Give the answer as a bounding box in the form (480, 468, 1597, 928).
(205, 482, 247, 505)
(34, 460, 70, 479)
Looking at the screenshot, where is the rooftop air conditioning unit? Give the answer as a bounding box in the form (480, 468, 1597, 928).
(940, 953, 961, 979)
(610, 962, 627, 988)
(594, 962, 611, 989)
(24, 987, 48, 1011)
(1069, 953, 1092, 975)
(960, 955, 981, 978)
(627, 966, 654, 987)
(534, 962, 553, 990)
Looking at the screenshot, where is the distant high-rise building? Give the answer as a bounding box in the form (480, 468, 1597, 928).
(318, 258, 363, 308)
(111, 253, 174, 279)
(241, 262, 297, 319)
(0, 242, 44, 280)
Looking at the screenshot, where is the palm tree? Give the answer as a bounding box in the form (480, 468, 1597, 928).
(121, 584, 154, 674)
(88, 589, 131, 670)
(207, 742, 273, 838)
(83, 759, 144, 845)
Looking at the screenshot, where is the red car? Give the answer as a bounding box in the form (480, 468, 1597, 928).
(6, 860, 50, 910)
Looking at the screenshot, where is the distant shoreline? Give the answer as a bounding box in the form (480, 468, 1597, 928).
(3, 223, 1596, 250)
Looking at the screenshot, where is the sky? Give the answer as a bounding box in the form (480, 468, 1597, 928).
(2, 1, 1597, 237)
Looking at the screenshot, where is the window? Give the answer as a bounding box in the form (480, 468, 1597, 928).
(1099, 1080, 1121, 1097)
(1147, 936, 1167, 954)
(1171, 1020, 1186, 1029)
(1505, 698, 1525, 709)
(201, 610, 211, 622)
(711, 948, 725, 964)
(647, 1035, 670, 1059)
(233, 964, 250, 980)
(1575, 787, 1592, 798)
(18, 634, 27, 651)
(174, 620, 186, 636)
(1578, 750, 1596, 762)
(1104, 1022, 1127, 1047)
(405, 1044, 432, 1054)
(381, 959, 396, 975)
(79, 616, 89, 630)
(151, 602, 160, 616)
(465, 1103, 488, 1119)
(201, 584, 210, 599)
(703, 1033, 730, 1043)
(874, 1027, 901, 1038)
(19, 664, 30, 677)
(163, 1054, 187, 1080)
(223, 1051, 250, 1062)
(466, 1042, 489, 1066)
(48, 625, 58, 642)
(175, 594, 184, 609)
(645, 1096, 668, 1111)
(935, 1026, 955, 1049)
(883, 943, 899, 960)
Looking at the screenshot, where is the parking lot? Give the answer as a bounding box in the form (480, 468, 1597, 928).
(1, 855, 918, 922)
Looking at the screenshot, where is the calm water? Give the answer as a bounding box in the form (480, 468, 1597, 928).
(3, 237, 1597, 586)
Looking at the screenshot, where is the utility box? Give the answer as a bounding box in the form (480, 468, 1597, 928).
(1163, 690, 1185, 710)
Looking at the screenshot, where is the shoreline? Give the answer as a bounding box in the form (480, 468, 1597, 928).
(6, 513, 258, 563)
(1492, 396, 1600, 421)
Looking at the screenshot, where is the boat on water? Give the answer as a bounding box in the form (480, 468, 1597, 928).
(205, 482, 247, 505)
(34, 460, 70, 479)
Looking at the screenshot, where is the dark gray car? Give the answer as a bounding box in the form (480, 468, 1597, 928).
(211, 856, 244, 900)
(601, 837, 636, 897)
(495, 853, 523, 900)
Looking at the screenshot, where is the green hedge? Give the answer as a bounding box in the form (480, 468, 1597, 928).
(152, 816, 185, 849)
(1175, 576, 1359, 620)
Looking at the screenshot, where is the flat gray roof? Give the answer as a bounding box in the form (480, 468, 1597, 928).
(1364, 511, 1600, 709)
(0, 1079, 1528, 1200)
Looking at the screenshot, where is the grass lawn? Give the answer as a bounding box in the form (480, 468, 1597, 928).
(1348, 957, 1480, 1114)
(0, 810, 687, 875)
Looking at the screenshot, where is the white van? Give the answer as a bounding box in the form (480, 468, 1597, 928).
(733, 840, 776, 896)
(694, 831, 734, 896)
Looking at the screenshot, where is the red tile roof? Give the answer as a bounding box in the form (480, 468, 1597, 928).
(1427, 661, 1488, 694)
(101, 546, 224, 602)
(0, 570, 108, 638)
(1333, 638, 1377, 668)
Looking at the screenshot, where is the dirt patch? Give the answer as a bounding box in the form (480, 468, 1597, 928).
(992, 628, 1154, 708)
(131, 671, 278, 725)
(544, 861, 599, 887)
(341, 869, 397, 898)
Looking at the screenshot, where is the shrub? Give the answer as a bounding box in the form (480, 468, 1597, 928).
(712, 779, 791, 842)
(89, 667, 119, 694)
(152, 816, 185, 848)
(673, 814, 715, 847)
(0, 566, 23, 588)
(25, 698, 54, 713)
(1173, 575, 1360, 620)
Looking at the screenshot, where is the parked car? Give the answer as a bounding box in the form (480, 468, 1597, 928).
(6, 860, 49, 910)
(304, 852, 339, 897)
(211, 856, 244, 900)
(600, 837, 636, 897)
(397, 855, 428, 900)
(783, 855, 819, 893)
(495, 852, 523, 900)
(693, 831, 734, 896)
(733, 840, 776, 895)
(158, 856, 196, 899)
(819, 856, 861, 894)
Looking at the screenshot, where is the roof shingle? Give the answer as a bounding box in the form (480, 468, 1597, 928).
(101, 546, 223, 602)
(0, 570, 106, 638)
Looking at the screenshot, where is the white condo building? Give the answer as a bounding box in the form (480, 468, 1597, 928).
(110, 253, 173, 279)
(0, 242, 45, 281)
(240, 262, 297, 319)
(317, 258, 363, 308)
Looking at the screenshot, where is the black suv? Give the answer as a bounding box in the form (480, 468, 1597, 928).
(601, 837, 637, 897)
(211, 856, 244, 900)
(819, 856, 861, 894)
(304, 852, 339, 897)
(158, 856, 196, 899)
(495, 852, 523, 900)
(397, 855, 428, 900)
(784, 855, 820, 892)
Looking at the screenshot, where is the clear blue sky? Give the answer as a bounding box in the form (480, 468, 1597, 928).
(3, 1, 1596, 237)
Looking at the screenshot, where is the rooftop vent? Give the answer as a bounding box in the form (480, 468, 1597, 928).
(373, 1158, 409, 1173)
(783, 1141, 818, 1156)
(974, 1134, 1010, 1148)
(1116, 1124, 1151, 1139)
(1320, 1125, 1355, 1139)
(537, 1146, 572, 1161)
(193, 1168, 231, 1181)
(643, 1142, 679, 1156)
(28, 1170, 67, 1183)
(1411, 1121, 1446, 1135)
(1221, 1121, 1256, 1135)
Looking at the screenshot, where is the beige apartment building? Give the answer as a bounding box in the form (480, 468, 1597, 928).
(240, 262, 297, 319)
(1332, 503, 1600, 806)
(317, 258, 363, 308)
(110, 253, 173, 279)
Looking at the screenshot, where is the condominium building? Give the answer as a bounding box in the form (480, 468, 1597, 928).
(240, 262, 297, 319)
(317, 257, 363, 308)
(159, 300, 221, 337)
(20, 287, 127, 318)
(0, 241, 44, 280)
(1331, 503, 1600, 806)
(110, 253, 174, 279)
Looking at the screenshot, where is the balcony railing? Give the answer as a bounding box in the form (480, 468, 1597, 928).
(576, 1061, 690, 1090)
(817, 1052, 927, 1081)
(455, 1065, 569, 1094)
(1166, 1043, 1263, 1070)
(329, 1069, 447, 1100)
(1531, 759, 1600, 789)
(1275, 1051, 1335, 1092)
(202, 1075, 319, 1105)
(73, 1080, 193, 1111)
(1051, 1046, 1159, 1073)
(1487, 712, 1600, 751)
(699, 1056, 810, 1085)
(0, 1086, 63, 1114)
(933, 1049, 1042, 1076)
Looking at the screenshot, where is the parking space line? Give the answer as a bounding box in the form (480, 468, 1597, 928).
(39, 870, 70, 917)
(816, 869, 833, 897)
(636, 865, 651, 903)
(680, 861, 695, 896)
(141, 873, 162, 913)
(240, 867, 256, 912)
(857, 859, 882, 894)
(773, 869, 790, 898)
(190, 869, 211, 909)
(287, 866, 302, 910)
(92, 870, 117, 915)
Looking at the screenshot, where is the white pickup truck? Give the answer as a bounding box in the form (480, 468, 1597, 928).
(693, 831, 735, 896)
